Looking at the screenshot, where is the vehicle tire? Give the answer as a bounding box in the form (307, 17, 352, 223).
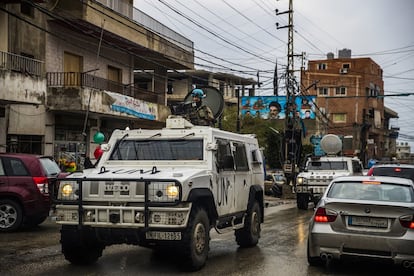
(0, 199, 24, 232)
(61, 227, 104, 265)
(235, 201, 261, 248)
(296, 194, 309, 210)
(180, 207, 210, 271)
(271, 184, 282, 197)
(307, 239, 323, 266)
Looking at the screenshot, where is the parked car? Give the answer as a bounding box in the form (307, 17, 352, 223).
(0, 153, 66, 232)
(265, 172, 286, 197)
(367, 163, 414, 182)
(308, 175, 414, 269)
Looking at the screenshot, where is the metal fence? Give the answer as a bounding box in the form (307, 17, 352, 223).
(47, 72, 160, 103)
(0, 51, 44, 77)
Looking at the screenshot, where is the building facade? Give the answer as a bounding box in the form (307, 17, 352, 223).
(301, 49, 398, 165)
(0, 0, 194, 170)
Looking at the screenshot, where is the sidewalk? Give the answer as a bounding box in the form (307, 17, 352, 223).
(264, 184, 296, 208)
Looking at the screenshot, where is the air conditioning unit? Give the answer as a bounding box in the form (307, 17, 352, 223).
(339, 68, 348, 74)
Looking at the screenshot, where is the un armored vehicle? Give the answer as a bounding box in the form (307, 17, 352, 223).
(295, 134, 364, 210)
(52, 88, 265, 271)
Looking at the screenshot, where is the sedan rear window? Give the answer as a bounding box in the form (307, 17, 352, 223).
(39, 157, 61, 176)
(328, 182, 414, 203)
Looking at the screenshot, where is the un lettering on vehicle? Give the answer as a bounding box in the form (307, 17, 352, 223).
(217, 177, 231, 206)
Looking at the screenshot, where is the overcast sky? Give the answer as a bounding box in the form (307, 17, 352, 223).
(134, 0, 414, 151)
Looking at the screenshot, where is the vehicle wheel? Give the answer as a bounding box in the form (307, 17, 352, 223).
(271, 184, 282, 197)
(0, 199, 23, 232)
(181, 207, 210, 271)
(61, 227, 104, 265)
(296, 194, 309, 210)
(307, 239, 323, 266)
(235, 201, 261, 248)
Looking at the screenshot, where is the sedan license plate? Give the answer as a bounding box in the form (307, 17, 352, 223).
(146, 231, 182, 241)
(348, 216, 388, 228)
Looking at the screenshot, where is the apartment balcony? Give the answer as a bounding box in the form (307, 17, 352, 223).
(47, 72, 160, 103)
(0, 51, 45, 105)
(46, 72, 167, 122)
(49, 0, 194, 70)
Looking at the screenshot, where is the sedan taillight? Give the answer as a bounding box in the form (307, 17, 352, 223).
(314, 207, 337, 223)
(399, 215, 414, 229)
(33, 176, 49, 195)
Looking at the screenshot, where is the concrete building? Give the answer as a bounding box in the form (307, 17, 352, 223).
(0, 0, 193, 169)
(301, 49, 399, 165)
(134, 69, 257, 107)
(396, 141, 411, 161)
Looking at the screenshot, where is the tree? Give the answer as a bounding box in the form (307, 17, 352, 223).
(221, 106, 285, 169)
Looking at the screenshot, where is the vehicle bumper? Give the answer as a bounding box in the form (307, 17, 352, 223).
(296, 185, 327, 195)
(54, 203, 191, 229)
(308, 224, 414, 264)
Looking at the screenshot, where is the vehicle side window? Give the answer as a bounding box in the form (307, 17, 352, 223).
(352, 160, 362, 173)
(216, 139, 233, 171)
(233, 142, 249, 171)
(9, 158, 30, 176)
(0, 158, 5, 176)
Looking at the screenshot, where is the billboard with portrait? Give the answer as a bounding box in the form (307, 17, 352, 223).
(241, 96, 316, 120)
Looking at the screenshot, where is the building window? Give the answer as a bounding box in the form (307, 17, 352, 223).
(318, 87, 328, 96)
(317, 63, 327, 70)
(335, 86, 347, 96)
(332, 113, 347, 123)
(342, 63, 350, 69)
(167, 81, 173, 94)
(7, 135, 43, 154)
(367, 83, 379, 97)
(21, 3, 34, 17)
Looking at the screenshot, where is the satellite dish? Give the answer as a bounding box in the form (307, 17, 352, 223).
(184, 86, 224, 119)
(320, 134, 342, 155)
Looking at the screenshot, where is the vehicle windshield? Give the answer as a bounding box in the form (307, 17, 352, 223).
(327, 182, 414, 203)
(109, 139, 204, 161)
(308, 161, 347, 170)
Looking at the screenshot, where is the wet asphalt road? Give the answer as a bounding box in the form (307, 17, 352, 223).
(0, 201, 412, 276)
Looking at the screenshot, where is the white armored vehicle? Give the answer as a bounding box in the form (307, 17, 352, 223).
(52, 88, 265, 271)
(295, 134, 364, 210)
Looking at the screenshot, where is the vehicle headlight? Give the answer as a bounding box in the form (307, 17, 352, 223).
(151, 182, 180, 202)
(58, 181, 79, 200)
(297, 177, 307, 185)
(166, 184, 179, 198)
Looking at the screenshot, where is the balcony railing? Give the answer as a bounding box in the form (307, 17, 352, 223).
(47, 72, 160, 103)
(0, 51, 44, 77)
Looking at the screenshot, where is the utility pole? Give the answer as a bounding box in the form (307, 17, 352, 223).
(276, 0, 300, 187)
(273, 59, 278, 96)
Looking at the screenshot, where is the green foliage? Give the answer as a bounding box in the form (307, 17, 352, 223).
(220, 106, 285, 168)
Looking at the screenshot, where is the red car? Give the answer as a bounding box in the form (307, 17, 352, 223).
(0, 153, 67, 232)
